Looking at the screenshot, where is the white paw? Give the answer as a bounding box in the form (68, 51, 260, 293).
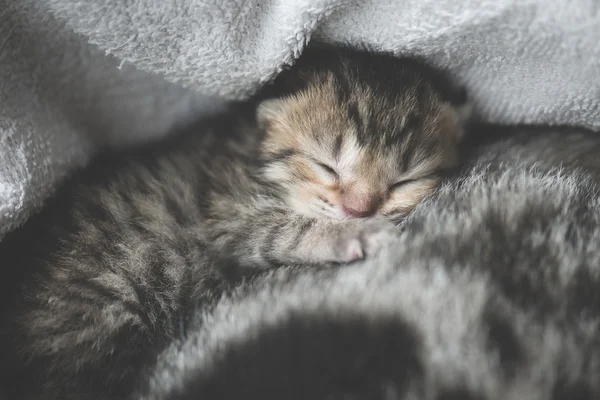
(333, 219, 398, 263)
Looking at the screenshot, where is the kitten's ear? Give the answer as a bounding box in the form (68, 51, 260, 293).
(256, 98, 286, 127)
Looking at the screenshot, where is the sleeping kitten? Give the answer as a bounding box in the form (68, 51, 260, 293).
(0, 45, 468, 399)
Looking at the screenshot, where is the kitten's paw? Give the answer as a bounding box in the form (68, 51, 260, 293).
(334, 219, 399, 263)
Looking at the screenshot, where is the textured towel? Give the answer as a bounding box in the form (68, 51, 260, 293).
(1, 0, 599, 237)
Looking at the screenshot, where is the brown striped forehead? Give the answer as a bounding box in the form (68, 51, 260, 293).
(259, 75, 357, 155)
(259, 68, 458, 176)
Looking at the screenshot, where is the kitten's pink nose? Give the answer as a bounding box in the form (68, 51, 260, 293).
(342, 205, 373, 218)
(341, 197, 376, 218)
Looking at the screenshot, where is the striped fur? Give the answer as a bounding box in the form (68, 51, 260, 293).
(0, 45, 466, 399)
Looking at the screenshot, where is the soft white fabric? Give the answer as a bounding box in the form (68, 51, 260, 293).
(1, 0, 599, 237)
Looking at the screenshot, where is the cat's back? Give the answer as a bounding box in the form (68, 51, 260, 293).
(0, 107, 260, 398)
(0, 106, 264, 319)
(0, 106, 258, 264)
(0, 121, 195, 272)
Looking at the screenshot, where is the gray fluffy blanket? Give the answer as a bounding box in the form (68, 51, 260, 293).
(1, 0, 600, 398)
(1, 0, 599, 237)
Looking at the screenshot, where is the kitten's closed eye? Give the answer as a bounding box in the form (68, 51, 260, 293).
(313, 161, 339, 182)
(389, 179, 419, 192)
(316, 162, 337, 176)
(390, 172, 447, 193)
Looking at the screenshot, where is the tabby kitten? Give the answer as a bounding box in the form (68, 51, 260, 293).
(0, 45, 469, 399)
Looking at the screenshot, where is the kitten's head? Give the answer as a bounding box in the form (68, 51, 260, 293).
(257, 45, 470, 223)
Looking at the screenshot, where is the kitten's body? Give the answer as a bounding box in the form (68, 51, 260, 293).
(0, 46, 467, 399)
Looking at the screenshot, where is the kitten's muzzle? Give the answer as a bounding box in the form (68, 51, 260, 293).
(341, 194, 379, 218)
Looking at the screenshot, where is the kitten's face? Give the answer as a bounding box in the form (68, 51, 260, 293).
(258, 60, 467, 224)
